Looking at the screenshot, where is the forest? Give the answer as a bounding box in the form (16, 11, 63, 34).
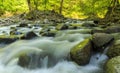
(0, 0, 120, 73)
(0, 0, 119, 18)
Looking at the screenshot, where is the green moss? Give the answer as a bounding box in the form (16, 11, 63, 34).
(71, 38, 90, 55)
(70, 24, 82, 27)
(56, 24, 64, 30)
(106, 56, 120, 73)
(0, 34, 24, 39)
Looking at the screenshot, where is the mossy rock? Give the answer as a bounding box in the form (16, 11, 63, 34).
(69, 24, 82, 29)
(18, 54, 31, 68)
(40, 28, 58, 37)
(70, 38, 92, 65)
(0, 34, 24, 44)
(82, 22, 97, 28)
(105, 26, 120, 33)
(21, 31, 38, 39)
(91, 28, 105, 34)
(56, 24, 68, 30)
(92, 33, 114, 51)
(105, 56, 120, 73)
(111, 33, 120, 40)
(107, 40, 120, 58)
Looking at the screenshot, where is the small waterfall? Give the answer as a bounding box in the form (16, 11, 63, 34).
(40, 56, 48, 68)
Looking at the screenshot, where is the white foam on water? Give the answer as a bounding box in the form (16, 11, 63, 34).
(0, 33, 107, 73)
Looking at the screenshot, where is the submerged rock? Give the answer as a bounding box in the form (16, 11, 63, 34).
(105, 56, 120, 73)
(92, 33, 114, 51)
(18, 54, 30, 68)
(70, 38, 92, 65)
(107, 40, 120, 58)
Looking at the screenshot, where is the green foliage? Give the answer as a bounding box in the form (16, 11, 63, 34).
(0, 0, 120, 18)
(0, 0, 28, 14)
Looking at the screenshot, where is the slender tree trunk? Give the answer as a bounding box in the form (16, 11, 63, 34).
(34, 0, 38, 10)
(59, 0, 64, 14)
(27, 0, 32, 12)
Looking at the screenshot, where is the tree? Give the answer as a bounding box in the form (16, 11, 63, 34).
(105, 0, 119, 19)
(59, 0, 64, 14)
(27, 0, 32, 12)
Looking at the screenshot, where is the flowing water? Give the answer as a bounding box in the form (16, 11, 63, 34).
(0, 25, 108, 73)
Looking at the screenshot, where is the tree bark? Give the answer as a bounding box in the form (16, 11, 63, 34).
(59, 0, 64, 14)
(27, 0, 32, 12)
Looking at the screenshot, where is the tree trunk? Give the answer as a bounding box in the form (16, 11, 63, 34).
(59, 0, 64, 14)
(27, 0, 32, 12)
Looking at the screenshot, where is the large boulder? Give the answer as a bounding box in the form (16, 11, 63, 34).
(107, 40, 120, 58)
(92, 33, 114, 51)
(105, 56, 120, 73)
(70, 38, 92, 65)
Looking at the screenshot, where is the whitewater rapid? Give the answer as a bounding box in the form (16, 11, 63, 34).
(0, 32, 108, 73)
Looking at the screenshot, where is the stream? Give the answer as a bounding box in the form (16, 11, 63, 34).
(0, 23, 108, 73)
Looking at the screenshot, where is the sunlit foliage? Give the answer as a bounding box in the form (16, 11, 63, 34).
(0, 0, 120, 18)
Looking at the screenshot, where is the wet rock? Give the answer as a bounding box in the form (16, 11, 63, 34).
(56, 24, 68, 30)
(93, 20, 99, 24)
(18, 54, 30, 68)
(105, 26, 120, 33)
(21, 31, 38, 39)
(107, 40, 120, 58)
(82, 22, 97, 28)
(69, 24, 82, 29)
(0, 34, 24, 44)
(111, 33, 120, 40)
(91, 28, 105, 34)
(18, 22, 28, 27)
(40, 29, 57, 37)
(70, 38, 92, 65)
(92, 33, 114, 51)
(105, 56, 120, 73)
(43, 19, 49, 24)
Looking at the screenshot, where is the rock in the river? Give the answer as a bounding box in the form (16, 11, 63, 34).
(68, 24, 82, 29)
(105, 26, 120, 33)
(18, 22, 28, 27)
(0, 34, 24, 44)
(40, 28, 57, 37)
(82, 22, 97, 28)
(91, 28, 105, 34)
(107, 40, 120, 58)
(105, 56, 120, 73)
(56, 24, 68, 30)
(18, 54, 30, 68)
(92, 33, 114, 51)
(70, 38, 92, 65)
(111, 33, 120, 40)
(21, 31, 38, 39)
